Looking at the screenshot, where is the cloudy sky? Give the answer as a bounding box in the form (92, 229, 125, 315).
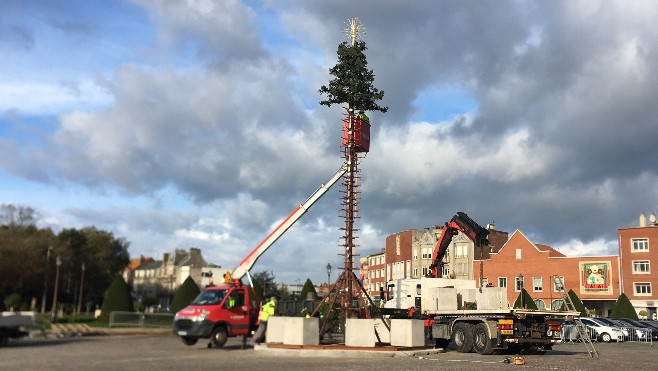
(2, 0, 658, 284)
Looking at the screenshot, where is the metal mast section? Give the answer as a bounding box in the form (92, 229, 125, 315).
(339, 18, 364, 322)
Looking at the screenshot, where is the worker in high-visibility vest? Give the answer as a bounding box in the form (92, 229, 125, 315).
(252, 297, 276, 344)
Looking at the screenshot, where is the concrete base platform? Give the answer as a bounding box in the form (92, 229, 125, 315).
(254, 343, 445, 358)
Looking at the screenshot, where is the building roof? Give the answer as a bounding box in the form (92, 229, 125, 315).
(535, 243, 567, 258)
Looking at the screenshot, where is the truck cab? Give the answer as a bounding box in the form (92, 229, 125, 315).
(173, 282, 259, 348)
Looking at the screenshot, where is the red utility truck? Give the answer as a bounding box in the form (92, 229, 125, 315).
(173, 165, 347, 348)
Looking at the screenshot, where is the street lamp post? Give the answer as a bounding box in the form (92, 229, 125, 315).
(518, 273, 524, 309)
(77, 262, 86, 315)
(50, 256, 61, 322)
(41, 246, 52, 314)
(326, 263, 332, 284)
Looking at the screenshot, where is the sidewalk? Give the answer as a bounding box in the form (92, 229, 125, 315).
(30, 324, 172, 339)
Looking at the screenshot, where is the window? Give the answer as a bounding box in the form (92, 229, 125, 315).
(515, 249, 522, 259)
(481, 278, 488, 287)
(443, 247, 450, 262)
(456, 245, 467, 258)
(533, 277, 543, 292)
(422, 267, 428, 276)
(413, 268, 418, 277)
(633, 261, 650, 274)
(551, 300, 564, 311)
(422, 248, 431, 259)
(455, 263, 468, 275)
(442, 266, 450, 277)
(534, 299, 546, 309)
(632, 238, 649, 252)
(553, 276, 564, 292)
(498, 277, 507, 288)
(635, 283, 652, 295)
(413, 249, 418, 260)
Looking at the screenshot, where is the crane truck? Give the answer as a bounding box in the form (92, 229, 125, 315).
(172, 165, 347, 348)
(383, 212, 577, 354)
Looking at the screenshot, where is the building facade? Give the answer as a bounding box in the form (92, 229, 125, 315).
(475, 230, 621, 316)
(130, 247, 226, 310)
(618, 213, 658, 319)
(366, 248, 385, 298)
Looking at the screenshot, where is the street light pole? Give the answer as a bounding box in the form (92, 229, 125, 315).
(50, 256, 61, 322)
(41, 246, 52, 314)
(326, 263, 332, 284)
(77, 262, 86, 315)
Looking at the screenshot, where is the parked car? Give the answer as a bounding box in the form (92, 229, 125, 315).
(578, 317, 624, 342)
(605, 318, 648, 341)
(613, 318, 657, 341)
(594, 317, 631, 340)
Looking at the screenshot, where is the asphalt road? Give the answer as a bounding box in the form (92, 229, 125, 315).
(1, 334, 656, 371)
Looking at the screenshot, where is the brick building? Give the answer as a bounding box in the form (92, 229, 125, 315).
(365, 249, 385, 298)
(618, 213, 658, 319)
(475, 230, 620, 316)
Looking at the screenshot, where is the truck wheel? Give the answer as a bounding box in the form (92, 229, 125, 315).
(181, 336, 198, 346)
(473, 323, 494, 355)
(211, 327, 228, 348)
(452, 322, 474, 353)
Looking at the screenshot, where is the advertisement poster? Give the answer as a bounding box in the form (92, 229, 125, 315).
(580, 261, 612, 294)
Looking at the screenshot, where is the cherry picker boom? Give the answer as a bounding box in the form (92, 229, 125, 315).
(229, 163, 347, 281)
(173, 164, 347, 348)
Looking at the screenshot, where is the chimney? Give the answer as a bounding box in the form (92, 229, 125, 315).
(163, 252, 170, 264)
(486, 221, 496, 230)
(640, 213, 647, 227)
(650, 213, 657, 226)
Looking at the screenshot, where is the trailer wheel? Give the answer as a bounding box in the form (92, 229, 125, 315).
(211, 327, 228, 348)
(181, 336, 198, 346)
(473, 323, 494, 355)
(452, 322, 474, 353)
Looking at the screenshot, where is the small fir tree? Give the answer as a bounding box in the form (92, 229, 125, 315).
(99, 276, 134, 322)
(566, 289, 588, 317)
(170, 276, 200, 313)
(513, 288, 538, 310)
(299, 278, 318, 300)
(610, 293, 639, 320)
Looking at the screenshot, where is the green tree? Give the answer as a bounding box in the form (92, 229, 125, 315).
(3, 293, 22, 311)
(99, 276, 134, 323)
(251, 271, 278, 301)
(170, 276, 200, 313)
(610, 293, 639, 320)
(513, 288, 538, 309)
(319, 40, 387, 113)
(566, 289, 588, 317)
(299, 278, 318, 300)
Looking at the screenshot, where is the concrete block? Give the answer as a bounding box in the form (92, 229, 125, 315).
(345, 318, 391, 347)
(390, 319, 425, 347)
(476, 287, 509, 310)
(266, 317, 319, 345)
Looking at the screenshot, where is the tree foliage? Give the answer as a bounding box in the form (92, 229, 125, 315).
(170, 276, 200, 313)
(319, 41, 387, 113)
(251, 271, 278, 301)
(610, 293, 639, 320)
(300, 278, 318, 300)
(0, 204, 131, 314)
(566, 289, 588, 316)
(513, 288, 538, 309)
(99, 276, 134, 322)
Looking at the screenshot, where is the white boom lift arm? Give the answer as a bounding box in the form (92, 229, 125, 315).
(229, 164, 348, 281)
